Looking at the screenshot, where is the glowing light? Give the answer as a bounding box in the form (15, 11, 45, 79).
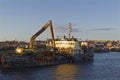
(81, 42, 88, 46)
(16, 47, 23, 54)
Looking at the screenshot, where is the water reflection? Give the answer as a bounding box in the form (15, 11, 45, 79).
(53, 64, 79, 80)
(0, 52, 120, 80)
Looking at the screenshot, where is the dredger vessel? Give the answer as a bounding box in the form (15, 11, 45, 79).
(1, 20, 94, 69)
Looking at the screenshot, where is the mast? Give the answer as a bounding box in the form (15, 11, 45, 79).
(68, 22, 72, 39)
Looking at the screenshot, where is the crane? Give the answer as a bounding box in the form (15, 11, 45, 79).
(29, 20, 55, 49)
(16, 20, 55, 54)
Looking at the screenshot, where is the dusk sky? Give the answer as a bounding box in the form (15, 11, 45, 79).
(0, 0, 120, 42)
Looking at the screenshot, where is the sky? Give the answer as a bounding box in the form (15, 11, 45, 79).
(0, 0, 120, 42)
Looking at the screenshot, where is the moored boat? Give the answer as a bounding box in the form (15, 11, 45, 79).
(0, 20, 94, 69)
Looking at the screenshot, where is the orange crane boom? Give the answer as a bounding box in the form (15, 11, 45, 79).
(29, 20, 55, 49)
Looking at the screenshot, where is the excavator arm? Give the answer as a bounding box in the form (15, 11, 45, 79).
(29, 20, 55, 49)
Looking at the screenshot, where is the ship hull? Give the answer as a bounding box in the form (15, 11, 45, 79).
(1, 48, 94, 69)
(1, 53, 71, 69)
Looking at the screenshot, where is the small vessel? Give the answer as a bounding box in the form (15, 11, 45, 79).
(94, 42, 109, 53)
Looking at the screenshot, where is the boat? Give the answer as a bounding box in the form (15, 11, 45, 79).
(94, 42, 109, 53)
(1, 20, 94, 69)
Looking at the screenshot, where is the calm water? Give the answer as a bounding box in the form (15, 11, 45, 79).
(0, 52, 120, 80)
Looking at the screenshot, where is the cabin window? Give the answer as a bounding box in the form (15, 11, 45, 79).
(71, 43, 74, 45)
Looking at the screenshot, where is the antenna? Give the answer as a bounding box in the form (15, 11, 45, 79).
(68, 22, 72, 39)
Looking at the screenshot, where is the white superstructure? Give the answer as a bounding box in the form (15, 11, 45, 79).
(50, 36, 84, 62)
(55, 37, 83, 56)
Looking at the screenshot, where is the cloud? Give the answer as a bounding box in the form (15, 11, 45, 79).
(88, 28, 116, 31)
(72, 28, 80, 32)
(54, 24, 80, 33)
(54, 25, 67, 32)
